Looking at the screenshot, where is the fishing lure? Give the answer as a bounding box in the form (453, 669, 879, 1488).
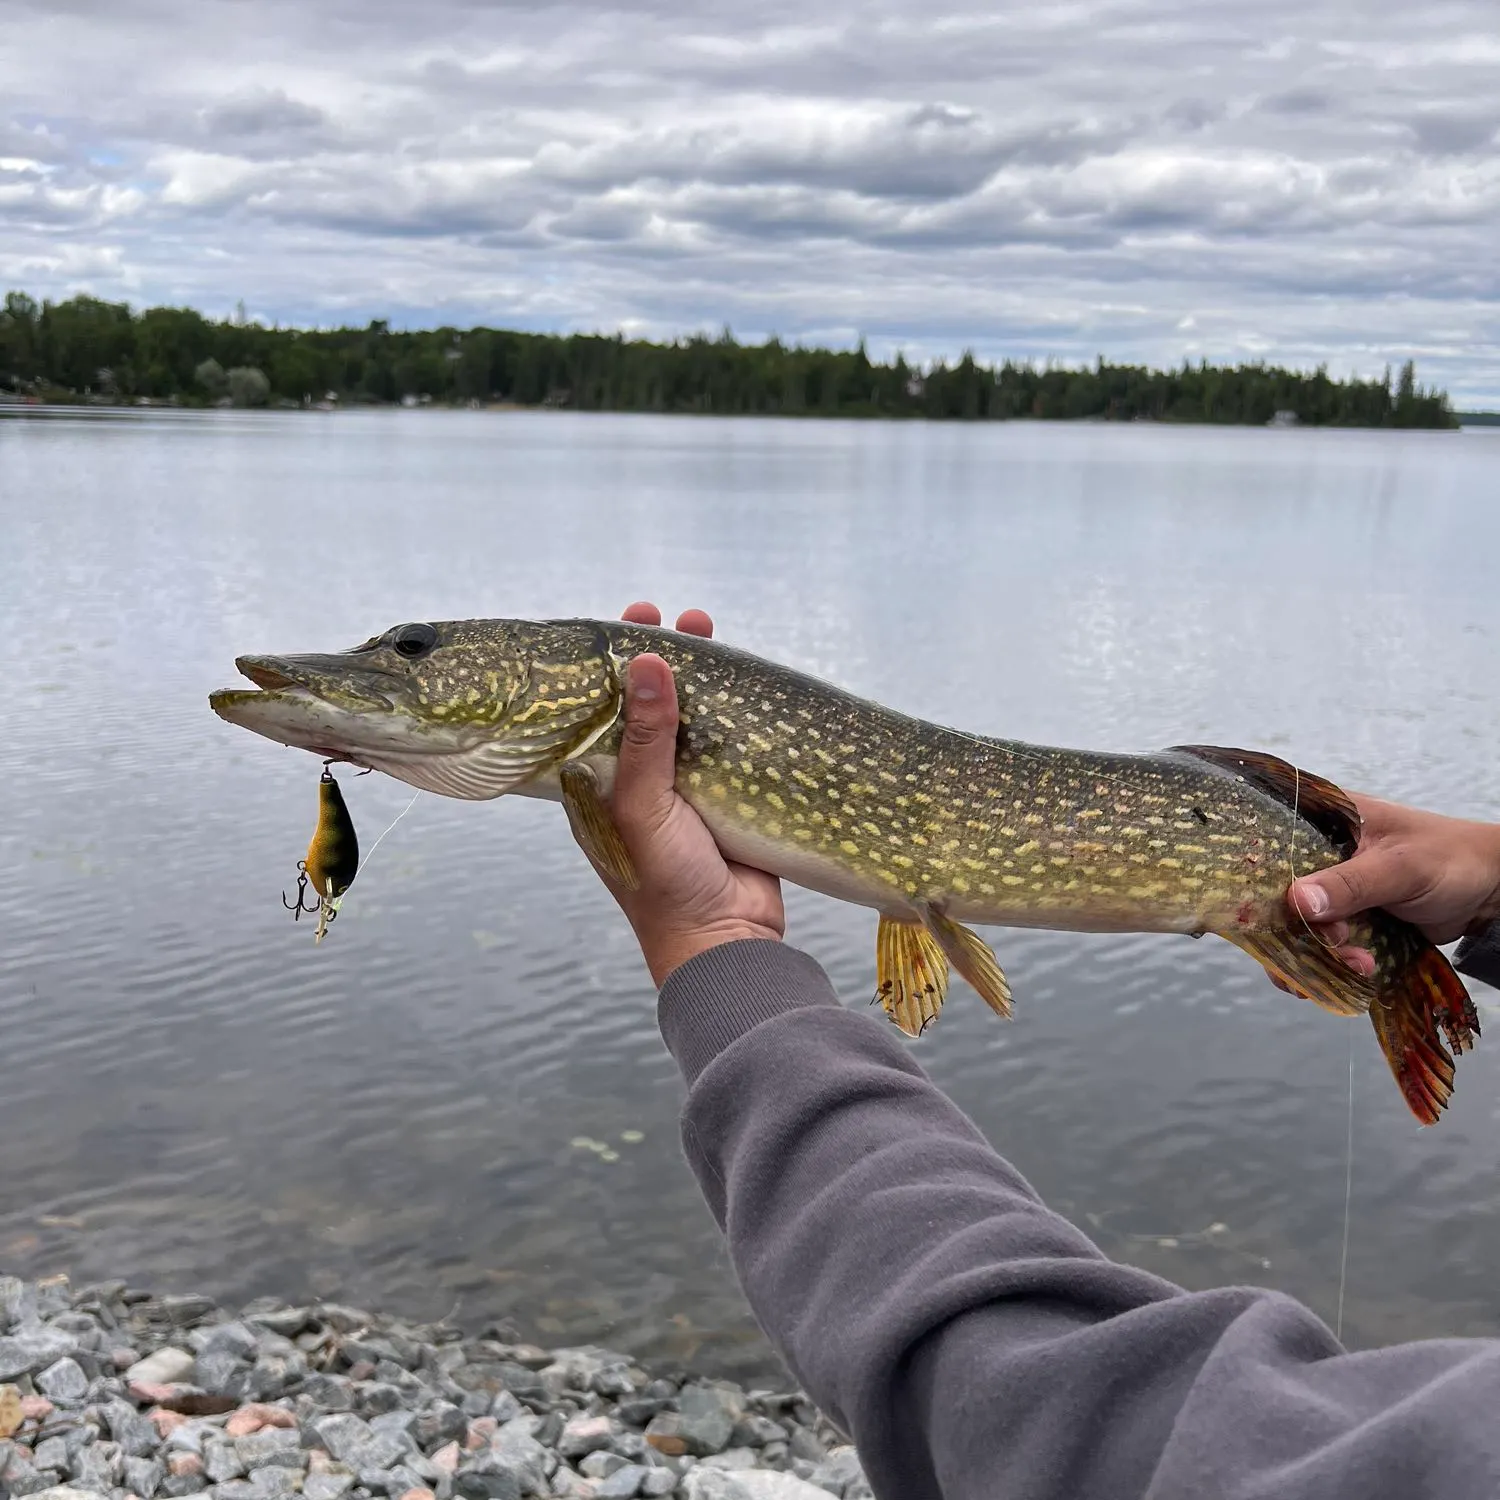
(283, 766, 360, 943)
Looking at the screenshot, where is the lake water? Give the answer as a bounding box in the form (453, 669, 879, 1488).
(2, 407, 1499, 1381)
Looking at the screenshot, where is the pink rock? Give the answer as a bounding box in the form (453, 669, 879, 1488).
(111, 1349, 139, 1371)
(346, 1361, 376, 1382)
(429, 1443, 461, 1476)
(130, 1381, 181, 1405)
(148, 1407, 188, 1438)
(169, 1454, 205, 1479)
(464, 1417, 497, 1451)
(18, 1396, 53, 1422)
(399, 1489, 436, 1500)
(226, 1403, 298, 1437)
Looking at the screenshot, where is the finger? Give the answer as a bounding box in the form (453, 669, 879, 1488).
(1335, 944, 1377, 978)
(675, 609, 714, 638)
(1289, 847, 1422, 923)
(621, 601, 662, 626)
(612, 654, 680, 839)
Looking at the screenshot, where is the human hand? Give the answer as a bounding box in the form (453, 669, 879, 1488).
(577, 601, 785, 986)
(1283, 795, 1500, 980)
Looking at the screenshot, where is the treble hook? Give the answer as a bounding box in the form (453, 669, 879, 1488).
(282, 861, 321, 918)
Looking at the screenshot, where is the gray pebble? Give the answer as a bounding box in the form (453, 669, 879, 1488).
(697, 1450, 757, 1472)
(452, 1465, 520, 1500)
(192, 1354, 246, 1398)
(592, 1465, 647, 1499)
(0, 1328, 79, 1384)
(162, 1298, 216, 1329)
(301, 1377, 354, 1414)
(729, 1419, 787, 1450)
(197, 1328, 259, 1365)
(577, 1451, 627, 1479)
(638, 1473, 676, 1499)
(9, 1472, 66, 1498)
(556, 1417, 612, 1460)
(32, 1441, 71, 1473)
(486, 1394, 520, 1427)
(312, 1416, 373, 1467)
(73, 1442, 123, 1492)
(159, 1476, 210, 1498)
(613, 1399, 667, 1428)
(233, 1431, 304, 1472)
(301, 1474, 355, 1500)
(102, 1400, 160, 1459)
(123, 1456, 165, 1498)
(411, 1405, 463, 1449)
(202, 1443, 244, 1484)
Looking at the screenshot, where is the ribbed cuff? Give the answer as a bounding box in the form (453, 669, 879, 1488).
(1455, 918, 1500, 991)
(657, 939, 842, 1087)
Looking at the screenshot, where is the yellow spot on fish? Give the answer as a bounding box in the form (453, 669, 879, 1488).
(840, 840, 860, 856)
(1002, 874, 1025, 886)
(1157, 857, 1183, 870)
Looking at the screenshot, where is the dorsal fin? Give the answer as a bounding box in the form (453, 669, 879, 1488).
(1167, 744, 1362, 857)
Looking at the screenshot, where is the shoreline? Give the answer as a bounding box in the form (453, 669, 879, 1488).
(0, 398, 1484, 431)
(0, 1278, 869, 1500)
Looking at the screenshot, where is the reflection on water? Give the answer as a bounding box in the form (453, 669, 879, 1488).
(1, 408, 1498, 1379)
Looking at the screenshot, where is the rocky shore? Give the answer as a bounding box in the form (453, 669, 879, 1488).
(0, 1279, 871, 1500)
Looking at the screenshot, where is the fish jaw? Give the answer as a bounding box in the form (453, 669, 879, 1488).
(210, 653, 516, 797)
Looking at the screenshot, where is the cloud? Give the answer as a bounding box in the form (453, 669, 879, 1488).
(1, 0, 1498, 403)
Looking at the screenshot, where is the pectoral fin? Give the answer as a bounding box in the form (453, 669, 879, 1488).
(876, 916, 950, 1036)
(922, 906, 1014, 1019)
(559, 761, 639, 890)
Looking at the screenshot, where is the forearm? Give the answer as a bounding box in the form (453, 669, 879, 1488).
(659, 940, 1500, 1500)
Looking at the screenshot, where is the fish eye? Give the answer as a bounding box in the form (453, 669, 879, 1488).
(391, 622, 439, 659)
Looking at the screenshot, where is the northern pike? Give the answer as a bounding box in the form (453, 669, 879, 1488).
(209, 617, 1478, 1124)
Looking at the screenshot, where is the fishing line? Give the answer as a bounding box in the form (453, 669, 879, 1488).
(355, 790, 421, 880)
(1291, 763, 1356, 1341)
(1337, 1025, 1354, 1342)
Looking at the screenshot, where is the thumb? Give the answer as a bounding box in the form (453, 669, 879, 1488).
(1291, 845, 1414, 923)
(612, 654, 680, 836)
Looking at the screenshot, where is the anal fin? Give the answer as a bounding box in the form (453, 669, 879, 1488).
(922, 906, 1014, 1019)
(559, 761, 639, 891)
(1222, 925, 1376, 1017)
(876, 916, 949, 1036)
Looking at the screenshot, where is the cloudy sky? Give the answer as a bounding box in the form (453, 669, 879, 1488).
(4, 0, 1499, 403)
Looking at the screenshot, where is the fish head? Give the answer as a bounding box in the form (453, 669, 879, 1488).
(210, 618, 623, 798)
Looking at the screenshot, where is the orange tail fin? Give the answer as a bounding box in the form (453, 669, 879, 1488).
(1362, 912, 1479, 1126)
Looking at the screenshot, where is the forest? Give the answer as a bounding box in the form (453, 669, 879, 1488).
(0, 290, 1461, 428)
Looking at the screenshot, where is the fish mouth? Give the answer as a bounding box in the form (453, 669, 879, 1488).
(209, 652, 406, 763)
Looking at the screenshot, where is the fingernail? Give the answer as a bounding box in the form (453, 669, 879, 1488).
(1299, 884, 1329, 917)
(629, 668, 659, 703)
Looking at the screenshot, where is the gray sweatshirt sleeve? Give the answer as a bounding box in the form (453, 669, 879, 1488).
(657, 939, 1500, 1500)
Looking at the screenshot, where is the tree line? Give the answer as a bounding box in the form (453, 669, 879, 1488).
(0, 290, 1459, 428)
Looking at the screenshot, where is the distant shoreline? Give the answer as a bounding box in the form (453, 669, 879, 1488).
(0, 290, 1462, 430)
(2, 395, 1489, 432)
